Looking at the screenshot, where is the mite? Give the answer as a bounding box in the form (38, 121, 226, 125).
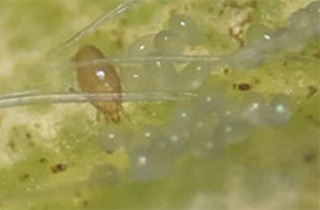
(73, 45, 122, 123)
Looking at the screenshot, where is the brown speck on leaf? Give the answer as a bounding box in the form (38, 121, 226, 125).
(239, 83, 251, 91)
(106, 150, 115, 155)
(39, 158, 47, 163)
(313, 50, 320, 59)
(83, 200, 88, 207)
(235, 83, 251, 91)
(68, 87, 75, 92)
(51, 164, 68, 173)
(19, 173, 30, 182)
(306, 85, 318, 99)
(303, 152, 316, 163)
(7, 140, 16, 150)
(26, 132, 31, 139)
(223, 68, 230, 74)
(111, 29, 125, 48)
(183, 3, 191, 11)
(253, 78, 261, 84)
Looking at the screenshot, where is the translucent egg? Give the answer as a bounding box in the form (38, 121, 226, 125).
(170, 102, 197, 127)
(272, 28, 305, 54)
(127, 34, 155, 57)
(120, 66, 156, 91)
(193, 136, 225, 160)
(192, 119, 253, 159)
(130, 154, 172, 182)
(130, 142, 174, 182)
(240, 93, 269, 127)
(133, 126, 159, 148)
(195, 82, 228, 114)
(287, 11, 310, 30)
(154, 30, 185, 55)
(163, 126, 189, 154)
(143, 53, 180, 90)
(179, 61, 212, 90)
(189, 115, 221, 158)
(217, 102, 244, 122)
(130, 124, 190, 181)
(246, 24, 273, 45)
(264, 94, 292, 126)
(227, 47, 263, 71)
(96, 126, 124, 153)
(192, 115, 215, 135)
(168, 14, 204, 46)
(241, 93, 292, 127)
(286, 1, 319, 30)
(213, 120, 254, 145)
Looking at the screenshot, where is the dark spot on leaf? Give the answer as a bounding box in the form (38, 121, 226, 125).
(235, 83, 251, 91)
(51, 164, 68, 173)
(83, 200, 88, 207)
(313, 49, 320, 60)
(303, 152, 316, 163)
(39, 158, 47, 163)
(253, 77, 260, 84)
(223, 68, 230, 74)
(239, 83, 251, 91)
(26, 132, 31, 139)
(7, 140, 16, 150)
(306, 85, 318, 99)
(19, 173, 30, 182)
(68, 87, 75, 92)
(106, 150, 114, 155)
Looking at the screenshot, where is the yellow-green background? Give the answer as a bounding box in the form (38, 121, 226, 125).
(0, 0, 318, 209)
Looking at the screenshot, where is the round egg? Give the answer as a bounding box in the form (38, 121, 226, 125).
(240, 93, 268, 127)
(127, 34, 155, 57)
(246, 24, 273, 45)
(143, 53, 180, 91)
(120, 66, 156, 92)
(168, 14, 204, 46)
(179, 61, 212, 90)
(96, 126, 123, 153)
(264, 94, 292, 126)
(153, 30, 185, 55)
(195, 81, 228, 115)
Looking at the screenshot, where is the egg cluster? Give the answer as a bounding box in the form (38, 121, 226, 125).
(226, 1, 320, 71)
(95, 82, 293, 181)
(95, 1, 319, 182)
(121, 14, 209, 92)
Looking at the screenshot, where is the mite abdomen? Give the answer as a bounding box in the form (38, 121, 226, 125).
(74, 45, 122, 123)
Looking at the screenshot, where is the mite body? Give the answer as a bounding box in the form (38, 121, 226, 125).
(74, 45, 122, 123)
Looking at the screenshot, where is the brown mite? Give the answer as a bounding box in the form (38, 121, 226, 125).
(73, 45, 122, 123)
